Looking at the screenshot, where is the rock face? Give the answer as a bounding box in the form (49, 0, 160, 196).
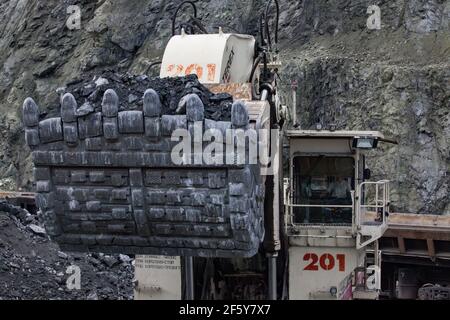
(277, 0, 450, 215)
(1, 0, 449, 215)
(22, 88, 265, 258)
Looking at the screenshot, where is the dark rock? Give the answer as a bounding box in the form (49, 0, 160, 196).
(57, 251, 69, 260)
(77, 102, 95, 116)
(28, 224, 46, 236)
(100, 255, 118, 268)
(87, 292, 99, 300)
(119, 254, 132, 263)
(128, 94, 138, 104)
(33, 61, 58, 78)
(41, 72, 234, 121)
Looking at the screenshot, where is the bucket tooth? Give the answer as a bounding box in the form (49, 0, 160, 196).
(143, 89, 161, 117)
(231, 100, 249, 128)
(23, 98, 41, 147)
(23, 97, 40, 127)
(144, 89, 162, 139)
(185, 94, 205, 122)
(102, 89, 119, 117)
(61, 93, 77, 123)
(61, 93, 79, 144)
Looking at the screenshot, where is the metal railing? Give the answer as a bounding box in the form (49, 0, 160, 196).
(357, 180, 390, 227)
(284, 179, 390, 229)
(284, 186, 354, 231)
(283, 179, 391, 248)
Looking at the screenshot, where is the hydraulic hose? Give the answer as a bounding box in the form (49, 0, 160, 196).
(172, 1, 198, 36)
(263, 0, 280, 51)
(145, 61, 162, 75)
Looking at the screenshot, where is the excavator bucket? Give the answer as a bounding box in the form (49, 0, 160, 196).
(22, 83, 267, 258)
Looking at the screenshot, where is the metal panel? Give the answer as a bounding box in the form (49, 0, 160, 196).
(160, 33, 255, 84)
(134, 255, 182, 300)
(289, 138, 353, 154)
(206, 83, 252, 100)
(285, 130, 385, 140)
(288, 246, 364, 300)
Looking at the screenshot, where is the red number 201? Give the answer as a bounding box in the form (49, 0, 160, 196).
(303, 253, 345, 272)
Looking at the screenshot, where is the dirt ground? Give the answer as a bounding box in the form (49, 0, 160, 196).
(0, 202, 134, 300)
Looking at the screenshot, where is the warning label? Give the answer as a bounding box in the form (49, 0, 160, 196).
(135, 256, 182, 270)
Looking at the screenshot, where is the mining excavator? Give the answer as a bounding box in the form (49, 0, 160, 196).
(20, 0, 450, 300)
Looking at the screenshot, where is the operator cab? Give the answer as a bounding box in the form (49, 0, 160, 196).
(292, 155, 354, 225)
(284, 130, 396, 249)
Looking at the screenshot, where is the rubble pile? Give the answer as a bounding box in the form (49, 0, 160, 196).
(0, 200, 134, 300)
(47, 72, 234, 121)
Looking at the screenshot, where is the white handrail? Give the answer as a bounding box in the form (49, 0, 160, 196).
(357, 180, 390, 228)
(286, 204, 353, 208)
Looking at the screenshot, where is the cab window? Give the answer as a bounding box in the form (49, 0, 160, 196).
(292, 156, 354, 225)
